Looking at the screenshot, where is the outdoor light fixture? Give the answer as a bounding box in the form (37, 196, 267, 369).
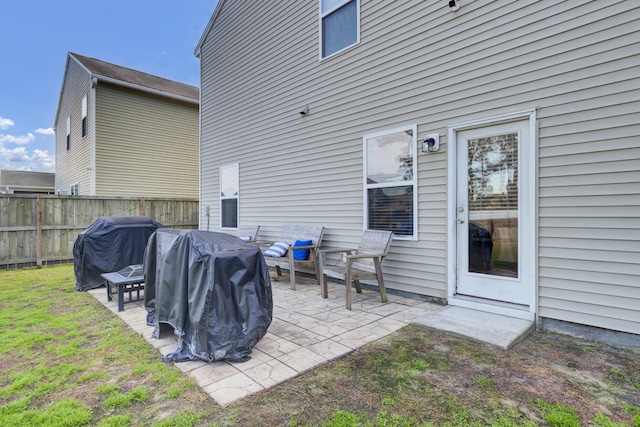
(422, 134, 440, 153)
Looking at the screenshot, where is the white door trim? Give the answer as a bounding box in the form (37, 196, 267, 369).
(447, 110, 538, 321)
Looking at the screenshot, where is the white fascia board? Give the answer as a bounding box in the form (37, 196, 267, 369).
(194, 0, 228, 58)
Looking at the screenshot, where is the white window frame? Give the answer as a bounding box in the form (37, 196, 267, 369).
(319, 0, 360, 60)
(70, 183, 79, 196)
(363, 125, 418, 241)
(220, 163, 239, 229)
(66, 116, 71, 151)
(81, 95, 87, 138)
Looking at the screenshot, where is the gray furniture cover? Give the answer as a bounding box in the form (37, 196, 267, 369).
(144, 229, 272, 363)
(73, 216, 164, 291)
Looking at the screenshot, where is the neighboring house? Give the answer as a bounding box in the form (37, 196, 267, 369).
(54, 52, 199, 197)
(195, 1, 640, 341)
(0, 170, 55, 194)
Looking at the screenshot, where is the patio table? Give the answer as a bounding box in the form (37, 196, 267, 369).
(102, 264, 145, 312)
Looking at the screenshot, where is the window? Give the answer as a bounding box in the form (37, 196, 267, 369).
(363, 126, 417, 240)
(220, 163, 239, 228)
(70, 183, 79, 195)
(320, 0, 359, 58)
(81, 95, 87, 137)
(66, 116, 71, 150)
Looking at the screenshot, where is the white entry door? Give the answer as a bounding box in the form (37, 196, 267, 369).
(454, 119, 533, 306)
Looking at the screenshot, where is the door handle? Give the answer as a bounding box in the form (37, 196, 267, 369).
(457, 219, 464, 224)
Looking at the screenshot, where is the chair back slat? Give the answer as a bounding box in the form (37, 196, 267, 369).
(279, 225, 324, 246)
(352, 230, 393, 272)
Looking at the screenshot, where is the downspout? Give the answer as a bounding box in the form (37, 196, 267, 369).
(197, 57, 203, 230)
(90, 77, 97, 195)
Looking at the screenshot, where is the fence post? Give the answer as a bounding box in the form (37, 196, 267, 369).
(140, 197, 146, 217)
(36, 194, 42, 268)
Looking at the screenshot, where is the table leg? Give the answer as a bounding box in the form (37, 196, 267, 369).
(117, 286, 125, 312)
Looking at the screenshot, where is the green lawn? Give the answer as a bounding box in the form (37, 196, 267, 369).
(1, 265, 638, 426)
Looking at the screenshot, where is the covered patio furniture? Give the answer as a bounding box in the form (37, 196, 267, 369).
(144, 229, 272, 363)
(73, 216, 163, 291)
(319, 229, 394, 310)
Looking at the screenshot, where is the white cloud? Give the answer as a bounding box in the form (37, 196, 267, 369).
(0, 146, 55, 172)
(4, 146, 30, 162)
(0, 133, 35, 145)
(35, 127, 55, 135)
(0, 116, 15, 130)
(0, 120, 55, 172)
(32, 149, 56, 170)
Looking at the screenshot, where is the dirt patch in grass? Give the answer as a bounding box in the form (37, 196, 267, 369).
(200, 326, 640, 426)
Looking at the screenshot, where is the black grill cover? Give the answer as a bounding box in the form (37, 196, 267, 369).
(468, 223, 494, 273)
(143, 229, 272, 363)
(73, 216, 164, 291)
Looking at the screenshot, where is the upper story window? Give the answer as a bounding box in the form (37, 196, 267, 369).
(220, 163, 239, 228)
(81, 95, 87, 137)
(363, 126, 418, 240)
(66, 116, 71, 151)
(320, 0, 359, 59)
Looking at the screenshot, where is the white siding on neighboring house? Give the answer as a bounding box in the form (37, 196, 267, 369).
(199, 0, 640, 334)
(55, 58, 92, 194)
(94, 83, 199, 198)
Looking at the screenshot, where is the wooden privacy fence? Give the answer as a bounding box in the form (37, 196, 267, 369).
(0, 194, 199, 269)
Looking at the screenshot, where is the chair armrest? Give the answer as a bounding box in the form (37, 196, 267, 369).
(291, 243, 321, 250)
(347, 253, 384, 260)
(319, 248, 357, 270)
(319, 248, 357, 254)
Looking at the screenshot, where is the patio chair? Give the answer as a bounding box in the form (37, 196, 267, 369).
(319, 229, 394, 310)
(259, 225, 325, 290)
(235, 225, 260, 242)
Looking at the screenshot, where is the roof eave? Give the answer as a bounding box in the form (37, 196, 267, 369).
(94, 74, 199, 105)
(194, 0, 227, 58)
(53, 53, 80, 129)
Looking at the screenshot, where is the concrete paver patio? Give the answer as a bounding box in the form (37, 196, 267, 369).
(88, 275, 439, 406)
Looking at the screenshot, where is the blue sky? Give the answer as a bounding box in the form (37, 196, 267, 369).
(0, 0, 218, 172)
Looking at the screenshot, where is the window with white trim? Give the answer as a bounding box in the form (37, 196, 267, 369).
(364, 126, 417, 240)
(70, 183, 79, 195)
(220, 163, 239, 228)
(66, 116, 71, 150)
(320, 0, 359, 58)
(81, 95, 87, 137)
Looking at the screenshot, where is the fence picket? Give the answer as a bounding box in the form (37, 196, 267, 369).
(0, 194, 198, 268)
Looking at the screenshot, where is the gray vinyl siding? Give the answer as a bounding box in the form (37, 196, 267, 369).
(199, 0, 640, 332)
(55, 58, 92, 194)
(94, 83, 199, 198)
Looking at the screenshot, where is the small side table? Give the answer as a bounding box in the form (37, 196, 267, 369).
(102, 264, 145, 312)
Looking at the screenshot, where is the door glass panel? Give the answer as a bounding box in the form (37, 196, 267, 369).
(467, 133, 518, 278)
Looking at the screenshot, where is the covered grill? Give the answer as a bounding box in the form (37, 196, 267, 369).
(73, 216, 163, 291)
(144, 229, 272, 363)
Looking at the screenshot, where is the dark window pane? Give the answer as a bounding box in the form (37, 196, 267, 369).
(368, 186, 413, 236)
(322, 0, 357, 57)
(221, 199, 238, 228)
(82, 117, 87, 137)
